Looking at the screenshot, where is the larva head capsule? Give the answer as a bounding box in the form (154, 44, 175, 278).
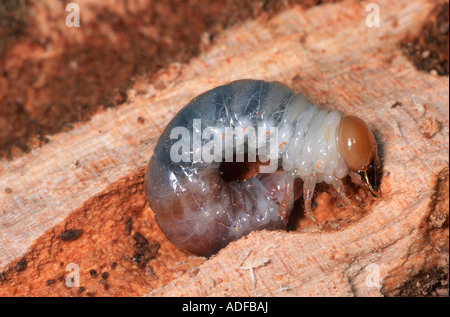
(338, 115, 381, 197)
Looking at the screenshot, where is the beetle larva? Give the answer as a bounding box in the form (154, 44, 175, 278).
(145, 79, 380, 257)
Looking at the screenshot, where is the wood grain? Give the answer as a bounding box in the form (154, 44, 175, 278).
(0, 0, 448, 296)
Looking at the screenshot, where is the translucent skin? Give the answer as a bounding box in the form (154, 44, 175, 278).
(145, 80, 367, 257)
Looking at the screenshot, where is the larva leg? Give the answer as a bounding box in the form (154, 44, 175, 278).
(349, 171, 363, 186)
(303, 177, 317, 222)
(331, 178, 359, 210)
(279, 173, 295, 218)
(348, 170, 367, 202)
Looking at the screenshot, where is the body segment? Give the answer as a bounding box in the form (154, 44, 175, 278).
(145, 79, 379, 256)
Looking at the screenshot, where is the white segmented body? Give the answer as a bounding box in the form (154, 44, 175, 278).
(145, 79, 350, 256)
(280, 95, 346, 182)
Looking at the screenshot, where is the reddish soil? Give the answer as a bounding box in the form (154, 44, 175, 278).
(0, 0, 448, 297)
(401, 1, 449, 76)
(0, 0, 336, 159)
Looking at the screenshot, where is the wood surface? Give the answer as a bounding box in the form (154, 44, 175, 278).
(0, 0, 448, 296)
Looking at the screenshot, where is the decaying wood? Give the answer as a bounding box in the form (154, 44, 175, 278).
(0, 0, 448, 296)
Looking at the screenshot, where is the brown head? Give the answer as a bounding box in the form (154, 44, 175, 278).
(338, 115, 381, 197)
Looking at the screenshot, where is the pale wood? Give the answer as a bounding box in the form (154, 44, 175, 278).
(0, 0, 448, 296)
